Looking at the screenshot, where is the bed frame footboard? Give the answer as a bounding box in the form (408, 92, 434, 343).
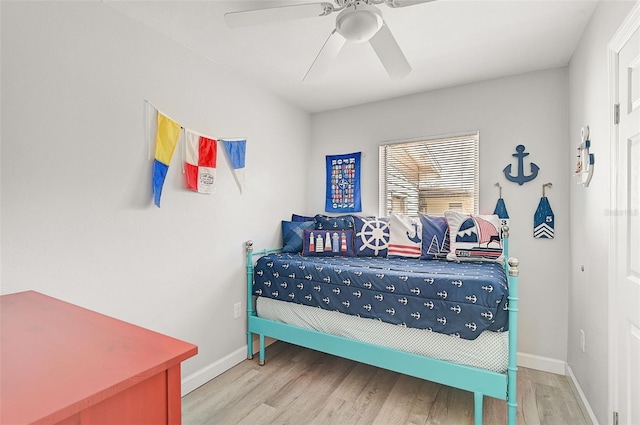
(245, 231, 519, 425)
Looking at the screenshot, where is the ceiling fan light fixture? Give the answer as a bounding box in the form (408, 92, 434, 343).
(335, 6, 383, 43)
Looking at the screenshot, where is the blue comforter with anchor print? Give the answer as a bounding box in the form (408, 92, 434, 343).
(253, 253, 509, 340)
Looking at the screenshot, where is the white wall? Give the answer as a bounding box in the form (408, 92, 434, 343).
(0, 1, 310, 392)
(4, 2, 636, 418)
(310, 68, 571, 366)
(568, 2, 638, 424)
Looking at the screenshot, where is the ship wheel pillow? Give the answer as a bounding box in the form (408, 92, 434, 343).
(353, 215, 390, 257)
(444, 211, 504, 262)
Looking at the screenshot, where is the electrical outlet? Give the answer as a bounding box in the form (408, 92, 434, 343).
(580, 329, 586, 353)
(234, 302, 242, 319)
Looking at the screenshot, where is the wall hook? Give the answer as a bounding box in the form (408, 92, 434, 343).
(495, 182, 502, 198)
(542, 182, 552, 197)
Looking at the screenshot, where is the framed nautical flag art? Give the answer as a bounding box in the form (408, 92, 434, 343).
(325, 152, 361, 213)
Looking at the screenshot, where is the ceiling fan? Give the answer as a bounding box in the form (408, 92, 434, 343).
(224, 0, 436, 82)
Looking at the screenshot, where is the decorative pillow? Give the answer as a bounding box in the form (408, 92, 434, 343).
(387, 213, 422, 258)
(291, 214, 315, 223)
(419, 213, 449, 260)
(445, 211, 503, 262)
(282, 220, 315, 253)
(353, 216, 390, 257)
(314, 214, 355, 231)
(302, 229, 355, 257)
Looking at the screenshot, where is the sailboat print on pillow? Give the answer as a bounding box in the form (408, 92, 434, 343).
(445, 211, 504, 262)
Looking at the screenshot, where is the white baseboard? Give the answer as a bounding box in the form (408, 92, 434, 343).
(566, 365, 599, 425)
(181, 346, 247, 396)
(517, 352, 567, 375)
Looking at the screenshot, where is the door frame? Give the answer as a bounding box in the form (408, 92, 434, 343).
(608, 3, 640, 424)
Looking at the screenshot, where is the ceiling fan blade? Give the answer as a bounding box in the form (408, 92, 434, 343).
(303, 30, 346, 82)
(225, 3, 333, 28)
(385, 0, 437, 8)
(369, 22, 411, 79)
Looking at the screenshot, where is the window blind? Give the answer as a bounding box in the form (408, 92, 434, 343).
(379, 133, 479, 217)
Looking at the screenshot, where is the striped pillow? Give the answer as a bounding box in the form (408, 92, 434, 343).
(387, 213, 422, 258)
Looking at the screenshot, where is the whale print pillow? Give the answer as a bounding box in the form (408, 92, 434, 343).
(387, 214, 422, 258)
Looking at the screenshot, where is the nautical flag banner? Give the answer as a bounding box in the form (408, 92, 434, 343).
(153, 113, 181, 207)
(185, 130, 217, 194)
(325, 152, 361, 213)
(222, 140, 246, 193)
(534, 196, 555, 239)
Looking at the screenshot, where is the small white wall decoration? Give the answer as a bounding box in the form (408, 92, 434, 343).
(575, 125, 594, 187)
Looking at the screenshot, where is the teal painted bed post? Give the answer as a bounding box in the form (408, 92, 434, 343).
(246, 240, 255, 360)
(501, 226, 519, 425)
(474, 392, 483, 424)
(503, 224, 519, 425)
(246, 243, 283, 364)
(507, 257, 519, 424)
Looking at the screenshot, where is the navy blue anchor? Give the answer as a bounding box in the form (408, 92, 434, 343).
(503, 144, 539, 185)
(406, 222, 421, 243)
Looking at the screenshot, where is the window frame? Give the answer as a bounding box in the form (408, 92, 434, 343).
(378, 132, 480, 218)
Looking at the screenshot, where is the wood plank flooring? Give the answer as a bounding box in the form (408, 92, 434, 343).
(182, 341, 587, 425)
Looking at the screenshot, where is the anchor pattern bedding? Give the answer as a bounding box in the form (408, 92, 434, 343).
(253, 253, 509, 340)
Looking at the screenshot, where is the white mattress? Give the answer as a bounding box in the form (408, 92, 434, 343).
(256, 296, 509, 373)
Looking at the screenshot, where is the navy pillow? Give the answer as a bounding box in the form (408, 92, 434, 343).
(291, 214, 315, 223)
(314, 214, 355, 230)
(282, 220, 315, 252)
(419, 213, 450, 260)
(302, 229, 355, 257)
(353, 215, 390, 257)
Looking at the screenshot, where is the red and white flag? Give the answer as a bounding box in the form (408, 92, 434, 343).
(185, 130, 217, 194)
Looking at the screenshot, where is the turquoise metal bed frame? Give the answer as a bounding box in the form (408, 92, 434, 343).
(245, 230, 519, 425)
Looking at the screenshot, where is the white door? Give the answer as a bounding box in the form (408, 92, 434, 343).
(611, 7, 640, 425)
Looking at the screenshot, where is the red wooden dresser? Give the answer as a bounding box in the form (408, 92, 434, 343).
(1, 291, 198, 425)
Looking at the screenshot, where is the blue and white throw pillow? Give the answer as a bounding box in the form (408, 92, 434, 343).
(445, 211, 503, 262)
(387, 214, 422, 258)
(419, 213, 449, 260)
(282, 220, 315, 253)
(353, 216, 390, 257)
(291, 213, 315, 223)
(314, 214, 355, 231)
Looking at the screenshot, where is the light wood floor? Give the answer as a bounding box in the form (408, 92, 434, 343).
(182, 341, 587, 425)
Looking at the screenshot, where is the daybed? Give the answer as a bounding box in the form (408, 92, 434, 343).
(245, 214, 519, 425)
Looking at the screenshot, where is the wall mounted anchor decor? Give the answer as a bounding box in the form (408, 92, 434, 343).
(503, 144, 539, 185)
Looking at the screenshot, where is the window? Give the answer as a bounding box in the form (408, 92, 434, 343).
(379, 132, 479, 217)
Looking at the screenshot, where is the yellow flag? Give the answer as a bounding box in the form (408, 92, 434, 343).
(153, 113, 181, 207)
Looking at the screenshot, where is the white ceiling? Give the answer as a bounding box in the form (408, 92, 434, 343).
(106, 0, 598, 113)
